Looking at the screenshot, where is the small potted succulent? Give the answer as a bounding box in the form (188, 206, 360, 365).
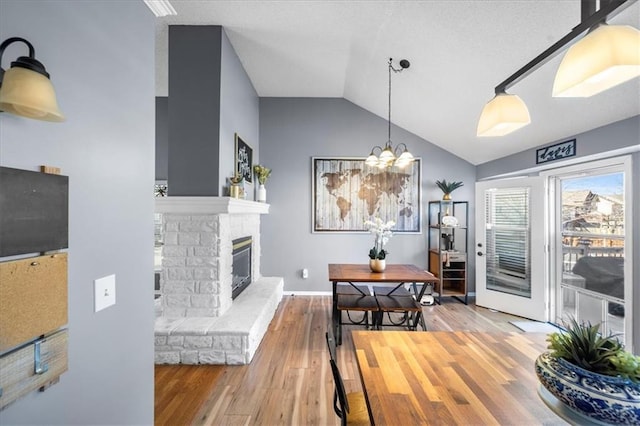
(435, 179, 463, 200)
(535, 317, 640, 424)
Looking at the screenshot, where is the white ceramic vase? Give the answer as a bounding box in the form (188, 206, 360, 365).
(257, 183, 267, 203)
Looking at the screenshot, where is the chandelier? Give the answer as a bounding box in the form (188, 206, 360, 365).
(365, 58, 414, 169)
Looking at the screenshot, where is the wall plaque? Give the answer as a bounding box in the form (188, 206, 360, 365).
(536, 139, 576, 164)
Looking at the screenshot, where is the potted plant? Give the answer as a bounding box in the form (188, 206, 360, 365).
(535, 317, 640, 424)
(435, 179, 463, 200)
(253, 164, 271, 202)
(229, 174, 244, 199)
(364, 218, 395, 272)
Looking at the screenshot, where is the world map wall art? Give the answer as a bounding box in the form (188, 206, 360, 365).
(312, 157, 421, 233)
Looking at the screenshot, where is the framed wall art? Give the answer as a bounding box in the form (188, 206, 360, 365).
(312, 157, 421, 233)
(235, 133, 253, 183)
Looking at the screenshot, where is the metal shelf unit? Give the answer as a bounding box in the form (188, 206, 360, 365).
(427, 200, 468, 304)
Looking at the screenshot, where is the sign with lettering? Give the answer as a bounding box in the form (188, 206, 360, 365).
(536, 139, 576, 164)
(235, 134, 253, 183)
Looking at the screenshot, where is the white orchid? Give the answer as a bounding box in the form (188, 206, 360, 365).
(364, 217, 395, 259)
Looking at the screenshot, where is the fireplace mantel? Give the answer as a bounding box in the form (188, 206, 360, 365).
(155, 197, 270, 215)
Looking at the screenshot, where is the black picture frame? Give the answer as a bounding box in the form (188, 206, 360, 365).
(235, 133, 253, 183)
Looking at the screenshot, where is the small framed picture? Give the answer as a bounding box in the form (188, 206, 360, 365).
(235, 133, 253, 183)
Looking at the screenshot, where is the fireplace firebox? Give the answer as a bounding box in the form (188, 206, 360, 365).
(232, 236, 252, 299)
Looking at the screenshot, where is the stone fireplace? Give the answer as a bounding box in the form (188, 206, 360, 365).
(154, 197, 283, 365)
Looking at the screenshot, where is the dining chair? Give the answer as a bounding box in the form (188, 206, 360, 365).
(373, 287, 423, 330)
(325, 330, 336, 361)
(329, 358, 370, 426)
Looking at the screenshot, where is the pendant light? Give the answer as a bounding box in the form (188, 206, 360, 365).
(477, 91, 531, 137)
(0, 37, 64, 122)
(476, 0, 638, 137)
(365, 58, 414, 169)
(553, 23, 640, 97)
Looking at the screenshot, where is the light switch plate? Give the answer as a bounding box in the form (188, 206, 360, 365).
(94, 274, 116, 312)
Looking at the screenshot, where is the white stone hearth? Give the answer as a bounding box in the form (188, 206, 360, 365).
(154, 197, 283, 365)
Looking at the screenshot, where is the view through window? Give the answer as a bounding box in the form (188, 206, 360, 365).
(558, 172, 625, 340)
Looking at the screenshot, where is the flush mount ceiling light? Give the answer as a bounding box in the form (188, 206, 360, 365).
(144, 0, 177, 17)
(365, 58, 415, 169)
(0, 37, 64, 122)
(477, 0, 638, 137)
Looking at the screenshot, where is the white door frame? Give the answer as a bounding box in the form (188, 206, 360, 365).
(541, 155, 633, 350)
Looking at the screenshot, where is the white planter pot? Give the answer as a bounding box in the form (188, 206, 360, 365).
(257, 184, 267, 203)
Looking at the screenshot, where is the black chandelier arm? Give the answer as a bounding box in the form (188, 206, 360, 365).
(495, 0, 635, 94)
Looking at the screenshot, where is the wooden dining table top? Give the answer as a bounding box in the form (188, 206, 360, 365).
(351, 330, 564, 425)
(329, 263, 438, 283)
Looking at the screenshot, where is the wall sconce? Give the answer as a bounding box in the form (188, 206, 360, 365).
(0, 37, 65, 122)
(477, 0, 639, 137)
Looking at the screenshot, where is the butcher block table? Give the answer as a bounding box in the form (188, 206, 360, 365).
(351, 330, 565, 425)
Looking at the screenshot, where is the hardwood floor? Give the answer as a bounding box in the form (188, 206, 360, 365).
(155, 295, 550, 425)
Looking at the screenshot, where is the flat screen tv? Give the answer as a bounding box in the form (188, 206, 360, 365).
(0, 167, 69, 257)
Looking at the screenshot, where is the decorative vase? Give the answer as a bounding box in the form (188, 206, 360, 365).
(230, 184, 243, 199)
(369, 259, 386, 273)
(257, 183, 267, 203)
(442, 193, 451, 201)
(535, 351, 640, 424)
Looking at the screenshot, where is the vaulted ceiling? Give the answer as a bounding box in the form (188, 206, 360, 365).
(154, 1, 640, 165)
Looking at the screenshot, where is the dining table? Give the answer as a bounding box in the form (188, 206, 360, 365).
(329, 264, 438, 344)
(351, 330, 565, 425)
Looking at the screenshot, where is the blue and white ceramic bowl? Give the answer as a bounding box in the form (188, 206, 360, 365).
(535, 352, 640, 424)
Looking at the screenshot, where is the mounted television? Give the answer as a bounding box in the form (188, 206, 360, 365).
(0, 167, 69, 257)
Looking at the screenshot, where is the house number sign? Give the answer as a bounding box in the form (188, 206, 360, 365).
(536, 139, 576, 164)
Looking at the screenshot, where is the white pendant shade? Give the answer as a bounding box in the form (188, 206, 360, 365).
(0, 66, 65, 122)
(476, 93, 530, 137)
(553, 24, 640, 98)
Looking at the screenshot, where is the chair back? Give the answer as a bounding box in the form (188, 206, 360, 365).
(330, 358, 350, 424)
(326, 329, 336, 361)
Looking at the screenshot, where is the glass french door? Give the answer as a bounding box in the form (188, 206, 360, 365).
(475, 177, 547, 321)
(548, 157, 632, 348)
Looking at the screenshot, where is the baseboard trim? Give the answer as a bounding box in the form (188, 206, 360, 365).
(287, 291, 333, 296)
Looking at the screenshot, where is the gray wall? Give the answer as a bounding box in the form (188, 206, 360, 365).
(219, 28, 260, 198)
(259, 98, 476, 292)
(0, 1, 155, 424)
(168, 26, 222, 196)
(162, 26, 259, 197)
(477, 116, 639, 179)
(156, 96, 169, 181)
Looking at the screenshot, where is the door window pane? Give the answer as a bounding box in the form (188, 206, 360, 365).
(558, 172, 625, 341)
(485, 187, 531, 297)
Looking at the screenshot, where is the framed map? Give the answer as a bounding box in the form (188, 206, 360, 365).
(312, 157, 421, 233)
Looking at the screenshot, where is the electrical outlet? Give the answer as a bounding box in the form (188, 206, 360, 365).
(302, 268, 309, 279)
(94, 274, 116, 312)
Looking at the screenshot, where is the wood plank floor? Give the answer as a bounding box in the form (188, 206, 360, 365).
(155, 295, 557, 425)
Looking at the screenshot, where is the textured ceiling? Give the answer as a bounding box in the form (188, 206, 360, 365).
(154, 0, 640, 165)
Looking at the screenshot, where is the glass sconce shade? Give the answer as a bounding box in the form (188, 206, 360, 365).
(0, 66, 64, 122)
(553, 24, 640, 98)
(476, 92, 530, 137)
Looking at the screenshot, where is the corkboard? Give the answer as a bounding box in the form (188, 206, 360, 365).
(0, 329, 68, 410)
(0, 254, 68, 353)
